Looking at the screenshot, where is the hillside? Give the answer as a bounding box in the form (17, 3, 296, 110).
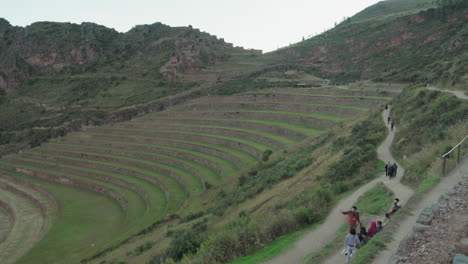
(0, 19, 270, 155)
(0, 0, 467, 264)
(278, 0, 467, 87)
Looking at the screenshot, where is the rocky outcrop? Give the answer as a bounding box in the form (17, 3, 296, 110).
(0, 19, 236, 92)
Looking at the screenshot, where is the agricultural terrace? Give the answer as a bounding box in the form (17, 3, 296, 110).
(0, 85, 398, 264)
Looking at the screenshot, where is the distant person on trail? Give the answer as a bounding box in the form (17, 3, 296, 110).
(341, 206, 361, 229)
(388, 116, 391, 124)
(367, 221, 378, 237)
(385, 104, 388, 110)
(385, 162, 392, 176)
(385, 198, 401, 219)
(392, 163, 398, 178)
(344, 228, 361, 264)
(391, 121, 395, 131)
(388, 164, 395, 179)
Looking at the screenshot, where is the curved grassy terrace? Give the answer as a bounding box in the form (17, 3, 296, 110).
(88, 127, 270, 158)
(119, 123, 298, 146)
(72, 132, 258, 166)
(169, 101, 367, 116)
(0, 169, 129, 264)
(0, 183, 46, 264)
(30, 146, 207, 191)
(42, 142, 221, 184)
(51, 139, 239, 177)
(193, 93, 390, 107)
(267, 87, 399, 97)
(132, 117, 324, 138)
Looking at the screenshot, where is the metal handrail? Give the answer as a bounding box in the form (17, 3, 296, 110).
(441, 135, 468, 177)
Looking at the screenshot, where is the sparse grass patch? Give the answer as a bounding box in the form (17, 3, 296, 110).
(355, 182, 393, 215)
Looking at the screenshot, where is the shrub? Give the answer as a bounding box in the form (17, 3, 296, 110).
(262, 149, 273, 161)
(165, 230, 203, 261)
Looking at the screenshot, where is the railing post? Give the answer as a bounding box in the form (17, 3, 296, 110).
(457, 145, 461, 164)
(442, 156, 447, 177)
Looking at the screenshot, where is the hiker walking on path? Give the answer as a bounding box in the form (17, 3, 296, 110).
(392, 163, 398, 178)
(341, 206, 361, 229)
(391, 120, 395, 131)
(344, 228, 361, 264)
(388, 164, 395, 179)
(385, 162, 392, 176)
(387, 116, 391, 124)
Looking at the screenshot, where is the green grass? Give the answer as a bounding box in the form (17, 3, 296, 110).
(355, 182, 394, 216)
(47, 141, 221, 184)
(416, 177, 440, 193)
(11, 151, 167, 213)
(228, 223, 320, 264)
(122, 123, 298, 146)
(35, 146, 205, 193)
(164, 110, 347, 122)
(56, 138, 239, 176)
(349, 234, 389, 264)
(76, 132, 258, 166)
(139, 117, 325, 136)
(179, 101, 370, 111)
(16, 150, 187, 212)
(2, 157, 143, 216)
(0, 168, 128, 264)
(94, 126, 274, 153)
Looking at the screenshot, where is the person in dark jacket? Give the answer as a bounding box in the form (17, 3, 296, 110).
(392, 163, 398, 178)
(358, 226, 367, 241)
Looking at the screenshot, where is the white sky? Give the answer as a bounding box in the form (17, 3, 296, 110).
(1, 0, 383, 52)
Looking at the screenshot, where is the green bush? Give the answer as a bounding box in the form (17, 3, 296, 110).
(166, 230, 203, 261)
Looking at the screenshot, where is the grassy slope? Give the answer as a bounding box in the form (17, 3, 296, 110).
(0, 168, 127, 264)
(278, 1, 467, 88)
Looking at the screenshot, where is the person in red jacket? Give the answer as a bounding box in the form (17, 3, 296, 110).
(340, 206, 361, 229)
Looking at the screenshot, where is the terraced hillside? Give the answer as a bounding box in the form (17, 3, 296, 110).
(0, 85, 399, 264)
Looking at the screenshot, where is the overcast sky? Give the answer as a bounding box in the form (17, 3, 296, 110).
(1, 0, 383, 52)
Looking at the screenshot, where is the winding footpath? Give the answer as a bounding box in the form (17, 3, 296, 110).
(265, 107, 413, 264)
(369, 86, 468, 264)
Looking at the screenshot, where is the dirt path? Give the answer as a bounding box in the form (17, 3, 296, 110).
(371, 157, 468, 264)
(265, 108, 413, 264)
(426, 86, 468, 100)
(322, 108, 413, 264)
